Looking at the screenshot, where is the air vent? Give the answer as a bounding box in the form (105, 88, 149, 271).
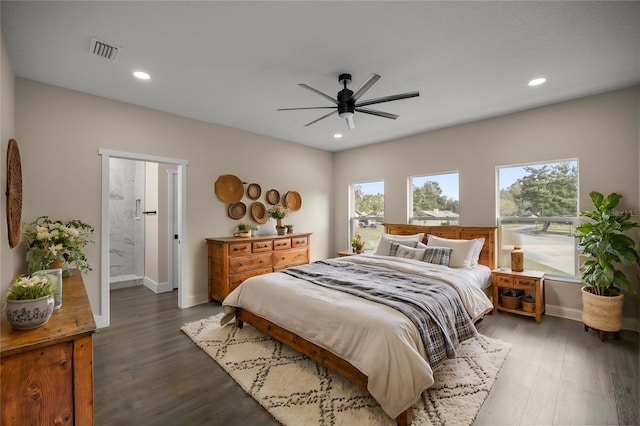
(89, 37, 119, 61)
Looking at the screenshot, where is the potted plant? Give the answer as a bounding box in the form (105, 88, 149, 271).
(268, 205, 290, 235)
(235, 222, 258, 238)
(22, 216, 94, 274)
(285, 224, 294, 234)
(351, 234, 364, 254)
(5, 274, 57, 330)
(576, 191, 639, 340)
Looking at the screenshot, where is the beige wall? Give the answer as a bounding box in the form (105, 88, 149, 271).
(1, 29, 17, 298)
(334, 86, 640, 326)
(13, 78, 333, 321)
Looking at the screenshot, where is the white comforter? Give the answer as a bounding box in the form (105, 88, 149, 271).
(220, 254, 493, 419)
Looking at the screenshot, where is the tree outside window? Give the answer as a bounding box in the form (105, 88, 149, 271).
(498, 160, 579, 278)
(410, 172, 459, 225)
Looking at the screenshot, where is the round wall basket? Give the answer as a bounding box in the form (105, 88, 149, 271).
(266, 189, 280, 205)
(214, 174, 244, 203)
(250, 202, 268, 224)
(247, 183, 261, 200)
(284, 191, 302, 211)
(228, 202, 247, 219)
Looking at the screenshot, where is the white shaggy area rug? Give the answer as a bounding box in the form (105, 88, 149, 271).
(182, 313, 510, 426)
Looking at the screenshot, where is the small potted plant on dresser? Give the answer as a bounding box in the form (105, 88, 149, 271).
(235, 222, 258, 238)
(576, 191, 639, 341)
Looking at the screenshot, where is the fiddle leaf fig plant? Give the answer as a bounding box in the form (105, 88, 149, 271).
(576, 191, 639, 296)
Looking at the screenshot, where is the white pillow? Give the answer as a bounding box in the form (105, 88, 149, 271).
(374, 233, 425, 256)
(470, 238, 485, 267)
(426, 234, 478, 268)
(395, 245, 427, 261)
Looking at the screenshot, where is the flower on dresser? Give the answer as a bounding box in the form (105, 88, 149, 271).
(23, 216, 94, 273)
(268, 204, 290, 220)
(7, 274, 56, 300)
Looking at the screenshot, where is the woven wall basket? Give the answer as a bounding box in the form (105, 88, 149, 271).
(581, 287, 624, 332)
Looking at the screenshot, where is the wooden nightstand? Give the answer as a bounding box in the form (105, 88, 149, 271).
(337, 250, 355, 257)
(492, 269, 545, 323)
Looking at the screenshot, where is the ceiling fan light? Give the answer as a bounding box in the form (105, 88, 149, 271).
(339, 111, 355, 130)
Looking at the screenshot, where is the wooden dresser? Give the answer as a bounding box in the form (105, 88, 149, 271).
(1, 270, 96, 425)
(207, 232, 311, 302)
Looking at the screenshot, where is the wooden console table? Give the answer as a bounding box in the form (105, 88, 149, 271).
(1, 270, 96, 425)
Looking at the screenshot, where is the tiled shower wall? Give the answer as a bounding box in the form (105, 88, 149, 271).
(109, 158, 145, 285)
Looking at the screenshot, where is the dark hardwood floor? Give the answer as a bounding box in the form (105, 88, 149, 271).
(94, 286, 639, 425)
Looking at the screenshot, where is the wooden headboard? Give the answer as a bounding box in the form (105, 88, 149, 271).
(383, 223, 497, 270)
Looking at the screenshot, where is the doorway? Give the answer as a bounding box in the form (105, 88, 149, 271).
(99, 149, 188, 328)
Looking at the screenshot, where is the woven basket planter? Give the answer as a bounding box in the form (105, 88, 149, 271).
(500, 294, 522, 310)
(581, 286, 624, 332)
(521, 299, 535, 312)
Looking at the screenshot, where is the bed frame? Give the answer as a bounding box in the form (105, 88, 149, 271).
(235, 224, 497, 426)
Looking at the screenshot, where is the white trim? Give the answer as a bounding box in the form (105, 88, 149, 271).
(98, 149, 189, 328)
(545, 304, 639, 332)
(167, 170, 178, 291)
(143, 276, 172, 293)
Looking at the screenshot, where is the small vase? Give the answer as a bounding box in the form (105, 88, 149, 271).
(276, 219, 283, 228)
(33, 268, 63, 310)
(6, 296, 55, 330)
(355, 246, 364, 254)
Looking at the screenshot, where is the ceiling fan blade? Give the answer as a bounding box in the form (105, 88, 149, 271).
(277, 107, 336, 111)
(351, 73, 380, 102)
(355, 107, 398, 120)
(355, 91, 419, 108)
(299, 84, 338, 104)
(303, 110, 338, 127)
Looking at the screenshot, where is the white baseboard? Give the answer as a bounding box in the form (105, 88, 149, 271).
(143, 277, 172, 293)
(545, 304, 639, 332)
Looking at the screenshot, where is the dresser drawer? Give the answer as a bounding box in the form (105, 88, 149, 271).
(273, 248, 308, 269)
(291, 236, 308, 248)
(273, 238, 292, 251)
(252, 240, 273, 253)
(229, 268, 272, 292)
(228, 242, 251, 256)
(229, 253, 272, 273)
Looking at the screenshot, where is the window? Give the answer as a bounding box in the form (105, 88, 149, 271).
(350, 181, 384, 252)
(409, 172, 459, 225)
(497, 160, 579, 279)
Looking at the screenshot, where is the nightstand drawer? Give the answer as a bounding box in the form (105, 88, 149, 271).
(495, 275, 513, 286)
(514, 277, 536, 288)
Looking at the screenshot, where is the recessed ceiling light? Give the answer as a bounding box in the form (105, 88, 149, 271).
(528, 77, 546, 87)
(334, 133, 343, 139)
(133, 71, 151, 80)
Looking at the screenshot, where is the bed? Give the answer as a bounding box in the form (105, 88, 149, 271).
(220, 224, 496, 425)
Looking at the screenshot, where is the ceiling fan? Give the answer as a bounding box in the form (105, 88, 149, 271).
(278, 73, 419, 130)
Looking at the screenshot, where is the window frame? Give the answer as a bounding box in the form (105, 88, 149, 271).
(496, 159, 580, 281)
(349, 180, 384, 253)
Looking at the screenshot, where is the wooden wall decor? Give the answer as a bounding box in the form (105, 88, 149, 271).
(6, 139, 22, 248)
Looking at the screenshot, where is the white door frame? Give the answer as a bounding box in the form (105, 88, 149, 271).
(167, 170, 179, 290)
(98, 149, 189, 328)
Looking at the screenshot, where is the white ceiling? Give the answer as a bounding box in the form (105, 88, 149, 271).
(2, 1, 639, 152)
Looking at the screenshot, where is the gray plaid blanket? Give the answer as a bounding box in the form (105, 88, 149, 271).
(281, 259, 477, 369)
